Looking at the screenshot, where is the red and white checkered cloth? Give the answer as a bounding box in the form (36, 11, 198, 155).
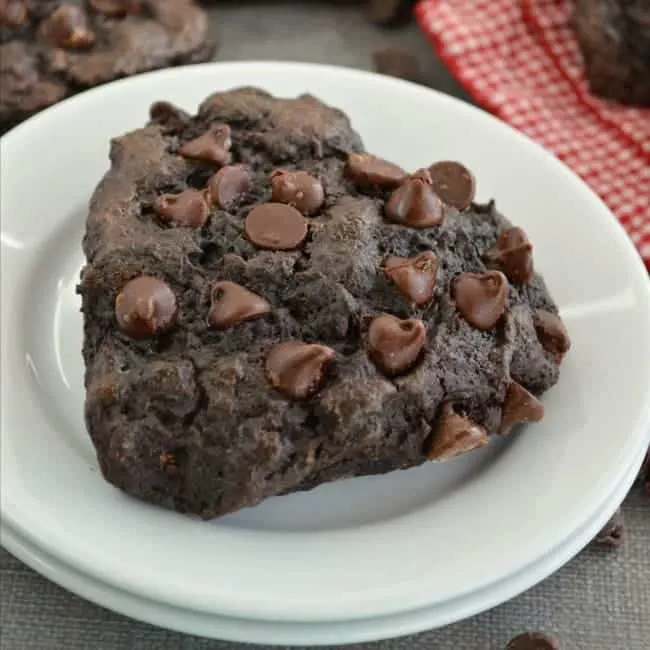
(416, 0, 650, 269)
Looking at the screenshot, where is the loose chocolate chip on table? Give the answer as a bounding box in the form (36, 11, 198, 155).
(428, 161, 476, 210)
(426, 402, 489, 461)
(245, 203, 308, 250)
(640, 448, 650, 495)
(208, 165, 251, 209)
(266, 341, 336, 400)
(0, 0, 27, 27)
(368, 314, 426, 376)
(499, 382, 544, 435)
(149, 101, 191, 133)
(372, 47, 420, 82)
(506, 631, 560, 650)
(591, 508, 624, 548)
(39, 4, 96, 49)
(208, 281, 271, 329)
(385, 171, 445, 228)
(115, 276, 177, 339)
(454, 271, 508, 331)
(366, 0, 414, 26)
(346, 153, 407, 190)
(179, 124, 232, 166)
(533, 310, 571, 360)
(89, 0, 142, 17)
(152, 189, 209, 228)
(485, 227, 534, 285)
(270, 169, 325, 216)
(384, 251, 439, 306)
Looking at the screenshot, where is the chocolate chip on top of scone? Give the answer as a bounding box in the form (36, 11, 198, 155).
(79, 88, 569, 518)
(0, 1, 216, 133)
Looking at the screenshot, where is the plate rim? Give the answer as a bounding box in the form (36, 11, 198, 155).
(2, 442, 645, 646)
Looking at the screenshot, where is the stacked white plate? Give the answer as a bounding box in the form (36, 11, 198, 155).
(2, 63, 650, 647)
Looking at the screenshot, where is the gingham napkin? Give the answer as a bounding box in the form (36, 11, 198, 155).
(416, 0, 650, 269)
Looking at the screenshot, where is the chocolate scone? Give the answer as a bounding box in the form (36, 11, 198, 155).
(0, 1, 216, 132)
(79, 88, 570, 518)
(574, 0, 650, 106)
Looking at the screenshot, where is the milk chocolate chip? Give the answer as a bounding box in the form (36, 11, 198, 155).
(454, 271, 508, 330)
(499, 382, 544, 435)
(426, 403, 489, 461)
(89, 0, 142, 17)
(179, 125, 231, 166)
(270, 169, 325, 215)
(533, 310, 571, 361)
(592, 508, 624, 548)
(485, 227, 534, 285)
(384, 251, 439, 306)
(208, 165, 251, 209)
(115, 276, 177, 339)
(266, 341, 336, 400)
(39, 4, 96, 49)
(0, 0, 27, 27)
(245, 203, 308, 250)
(346, 153, 407, 189)
(385, 170, 445, 228)
(506, 632, 560, 650)
(368, 314, 426, 376)
(208, 281, 271, 329)
(149, 101, 190, 133)
(153, 189, 209, 228)
(428, 161, 476, 210)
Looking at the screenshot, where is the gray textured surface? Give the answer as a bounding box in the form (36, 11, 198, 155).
(1, 3, 649, 649)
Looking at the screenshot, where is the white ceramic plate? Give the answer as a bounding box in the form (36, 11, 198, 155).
(2, 444, 645, 646)
(2, 62, 650, 624)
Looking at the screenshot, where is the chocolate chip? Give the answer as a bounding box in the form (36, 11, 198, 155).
(368, 314, 426, 376)
(372, 47, 420, 82)
(428, 161, 476, 210)
(454, 271, 508, 331)
(39, 4, 96, 49)
(208, 165, 251, 209)
(426, 403, 489, 461)
(485, 227, 534, 285)
(245, 203, 308, 250)
(592, 508, 624, 548)
(115, 276, 177, 339)
(149, 101, 190, 133)
(506, 632, 560, 650)
(265, 341, 335, 400)
(0, 0, 27, 27)
(533, 310, 571, 361)
(385, 172, 445, 228)
(89, 0, 142, 17)
(346, 153, 407, 190)
(152, 189, 209, 228)
(208, 281, 271, 329)
(179, 125, 232, 166)
(366, 0, 413, 26)
(499, 382, 544, 435)
(270, 169, 325, 216)
(384, 251, 439, 306)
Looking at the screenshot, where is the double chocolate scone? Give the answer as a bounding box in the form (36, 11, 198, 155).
(574, 0, 650, 106)
(0, 0, 216, 132)
(79, 88, 570, 518)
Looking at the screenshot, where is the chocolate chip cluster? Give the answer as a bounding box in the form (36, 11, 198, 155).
(113, 109, 571, 461)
